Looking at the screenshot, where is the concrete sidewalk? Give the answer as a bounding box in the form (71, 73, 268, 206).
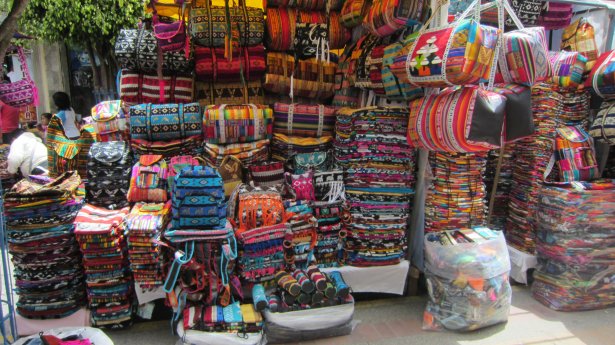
(105, 285, 614, 345)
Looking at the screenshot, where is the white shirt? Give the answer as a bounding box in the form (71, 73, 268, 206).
(7, 132, 48, 176)
(57, 109, 82, 139)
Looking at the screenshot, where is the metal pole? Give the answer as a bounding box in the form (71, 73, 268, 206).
(0, 181, 17, 344)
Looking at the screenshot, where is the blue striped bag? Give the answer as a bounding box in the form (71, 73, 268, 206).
(130, 103, 203, 142)
(172, 166, 226, 229)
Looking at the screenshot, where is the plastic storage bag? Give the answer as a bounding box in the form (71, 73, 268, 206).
(175, 323, 264, 345)
(423, 230, 512, 331)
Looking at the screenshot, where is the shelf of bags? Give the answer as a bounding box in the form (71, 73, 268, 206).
(16, 308, 90, 337)
(320, 260, 410, 295)
(508, 246, 537, 285)
(176, 323, 263, 345)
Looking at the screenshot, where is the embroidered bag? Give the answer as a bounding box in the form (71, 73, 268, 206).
(203, 104, 273, 144)
(561, 17, 599, 73)
(127, 155, 169, 202)
(537, 2, 572, 30)
(0, 46, 38, 107)
(194, 45, 266, 82)
(545, 126, 600, 182)
(273, 103, 336, 138)
(172, 166, 226, 229)
(589, 101, 615, 145)
(219, 155, 244, 197)
(151, 0, 188, 55)
(340, 0, 369, 28)
(129, 103, 203, 142)
(364, 0, 427, 37)
(86, 141, 133, 209)
(119, 71, 194, 105)
(286, 171, 315, 201)
(190, 0, 264, 47)
(46, 115, 96, 178)
(249, 161, 285, 188)
(367, 44, 386, 95)
(115, 28, 191, 74)
(313, 170, 345, 202)
(167, 155, 200, 192)
(293, 151, 332, 174)
(234, 184, 285, 231)
(405, 0, 499, 87)
(293, 23, 329, 60)
(91, 100, 129, 142)
(195, 80, 265, 106)
(586, 50, 615, 99)
(548, 51, 587, 88)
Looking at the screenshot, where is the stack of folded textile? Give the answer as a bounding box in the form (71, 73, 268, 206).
(484, 147, 515, 231)
(506, 84, 590, 253)
(312, 170, 347, 267)
(532, 180, 615, 311)
(4, 172, 86, 319)
(426, 152, 487, 232)
(284, 213, 318, 269)
(126, 201, 172, 289)
(335, 107, 415, 267)
(74, 205, 133, 328)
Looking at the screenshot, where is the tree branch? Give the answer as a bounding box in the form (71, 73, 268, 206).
(0, 0, 30, 62)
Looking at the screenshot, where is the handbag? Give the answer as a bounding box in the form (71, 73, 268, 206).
(190, 0, 264, 47)
(264, 52, 337, 100)
(405, 0, 499, 88)
(589, 101, 615, 145)
(496, 26, 551, 87)
(407, 85, 506, 152)
(90, 100, 129, 142)
(340, 0, 370, 28)
(367, 44, 386, 95)
(272, 103, 337, 138)
(195, 45, 266, 82)
(544, 126, 600, 182)
(115, 28, 191, 74)
(195, 80, 265, 106)
(120, 71, 194, 105)
(265, 8, 349, 52)
(384, 31, 423, 101)
(293, 150, 332, 174)
(219, 155, 244, 197)
(561, 17, 599, 73)
(0, 47, 38, 107)
(46, 115, 96, 178)
(586, 50, 615, 99)
(86, 141, 133, 209)
(364, 0, 427, 37)
(492, 83, 534, 143)
(151, 0, 188, 55)
(537, 2, 572, 30)
(548, 51, 587, 88)
(129, 103, 203, 142)
(249, 161, 285, 188)
(203, 104, 273, 144)
(332, 40, 363, 107)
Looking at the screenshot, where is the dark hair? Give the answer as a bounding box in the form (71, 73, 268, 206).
(41, 112, 53, 121)
(8, 128, 25, 143)
(53, 92, 71, 110)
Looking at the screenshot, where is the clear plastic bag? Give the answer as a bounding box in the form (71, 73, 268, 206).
(176, 322, 264, 345)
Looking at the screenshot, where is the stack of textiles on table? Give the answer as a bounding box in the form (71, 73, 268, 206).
(532, 180, 615, 311)
(181, 303, 263, 333)
(74, 205, 133, 328)
(484, 147, 515, 231)
(426, 152, 488, 233)
(334, 107, 415, 267)
(126, 201, 172, 289)
(3, 172, 86, 319)
(506, 84, 590, 253)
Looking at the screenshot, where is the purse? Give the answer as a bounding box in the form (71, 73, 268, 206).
(586, 50, 615, 99)
(190, 0, 264, 47)
(129, 103, 203, 142)
(264, 52, 337, 100)
(151, 0, 188, 55)
(367, 44, 386, 95)
(120, 71, 194, 105)
(115, 28, 191, 74)
(195, 80, 265, 106)
(364, 0, 427, 37)
(340, 0, 370, 28)
(46, 115, 96, 178)
(272, 103, 337, 138)
(0, 47, 38, 107)
(537, 2, 572, 30)
(203, 104, 273, 144)
(195, 45, 266, 82)
(548, 51, 587, 88)
(561, 17, 599, 73)
(405, 0, 499, 88)
(90, 100, 129, 142)
(589, 101, 615, 145)
(293, 151, 332, 174)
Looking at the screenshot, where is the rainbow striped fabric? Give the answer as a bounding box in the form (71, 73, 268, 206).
(548, 51, 587, 88)
(203, 104, 273, 144)
(497, 27, 551, 87)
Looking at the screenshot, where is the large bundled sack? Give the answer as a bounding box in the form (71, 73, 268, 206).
(195, 45, 266, 82)
(264, 53, 337, 100)
(119, 71, 194, 105)
(203, 104, 273, 144)
(190, 1, 264, 47)
(272, 103, 337, 138)
(423, 229, 512, 331)
(46, 115, 96, 178)
(86, 141, 132, 209)
(129, 103, 203, 142)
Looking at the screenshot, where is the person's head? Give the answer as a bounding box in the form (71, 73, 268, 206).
(52, 92, 71, 111)
(40, 112, 52, 126)
(8, 128, 25, 143)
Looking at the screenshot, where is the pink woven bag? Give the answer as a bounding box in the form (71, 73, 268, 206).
(0, 47, 38, 107)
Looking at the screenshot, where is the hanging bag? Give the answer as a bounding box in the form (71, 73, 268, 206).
(364, 0, 427, 37)
(46, 115, 96, 178)
(340, 0, 370, 28)
(548, 51, 587, 88)
(190, 0, 264, 47)
(0, 46, 38, 107)
(272, 103, 337, 138)
(151, 0, 189, 56)
(588, 101, 615, 146)
(115, 28, 190, 74)
(585, 50, 615, 99)
(561, 17, 599, 73)
(119, 71, 194, 105)
(537, 2, 572, 30)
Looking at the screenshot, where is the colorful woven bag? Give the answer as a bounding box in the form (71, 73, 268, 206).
(405, 0, 498, 87)
(266, 0, 343, 11)
(219, 155, 244, 197)
(340, 0, 370, 28)
(131, 136, 202, 158)
(127, 155, 169, 202)
(544, 126, 600, 182)
(234, 184, 285, 231)
(270, 133, 333, 161)
(172, 166, 226, 229)
(383, 32, 423, 101)
(119, 71, 194, 105)
(190, 0, 264, 47)
(129, 103, 203, 142)
(86, 141, 132, 209)
(203, 139, 270, 167)
(367, 44, 386, 95)
(151, 0, 188, 54)
(167, 155, 201, 192)
(91, 100, 129, 142)
(249, 161, 285, 188)
(195, 45, 266, 82)
(407, 86, 506, 152)
(195, 80, 265, 106)
(589, 101, 615, 145)
(203, 104, 273, 144)
(364, 0, 427, 37)
(272, 103, 337, 138)
(586, 50, 615, 99)
(46, 115, 96, 178)
(0, 47, 38, 107)
(264, 53, 337, 100)
(548, 51, 587, 88)
(561, 17, 599, 73)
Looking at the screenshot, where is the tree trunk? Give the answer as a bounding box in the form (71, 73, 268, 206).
(85, 41, 101, 91)
(0, 0, 30, 63)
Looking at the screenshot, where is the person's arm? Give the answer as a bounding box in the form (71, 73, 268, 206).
(6, 139, 24, 174)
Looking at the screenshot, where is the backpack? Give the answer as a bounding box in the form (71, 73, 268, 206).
(86, 141, 133, 209)
(545, 126, 600, 183)
(127, 155, 169, 202)
(167, 155, 200, 193)
(172, 166, 226, 229)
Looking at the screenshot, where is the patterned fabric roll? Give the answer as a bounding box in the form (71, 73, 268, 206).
(203, 104, 273, 144)
(273, 103, 337, 138)
(129, 103, 203, 142)
(119, 71, 194, 105)
(264, 53, 337, 100)
(46, 115, 96, 179)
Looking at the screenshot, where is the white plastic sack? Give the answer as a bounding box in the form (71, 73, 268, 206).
(262, 298, 354, 331)
(176, 322, 263, 345)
